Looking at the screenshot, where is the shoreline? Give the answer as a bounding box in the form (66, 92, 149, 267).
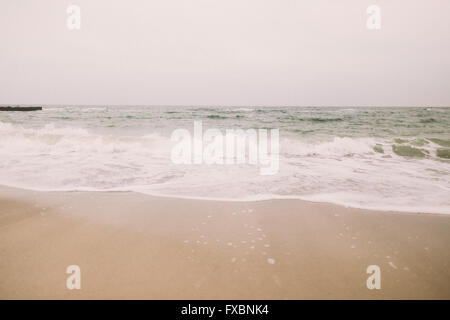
(0, 184, 448, 216)
(1, 185, 449, 299)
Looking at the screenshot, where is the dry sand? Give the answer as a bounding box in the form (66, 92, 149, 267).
(0, 185, 449, 299)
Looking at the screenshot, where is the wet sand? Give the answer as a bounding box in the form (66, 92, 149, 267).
(0, 185, 449, 299)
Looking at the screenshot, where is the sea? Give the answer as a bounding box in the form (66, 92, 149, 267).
(0, 106, 449, 214)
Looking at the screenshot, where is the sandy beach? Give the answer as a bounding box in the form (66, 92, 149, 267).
(2, 0, 450, 305)
(0, 185, 449, 299)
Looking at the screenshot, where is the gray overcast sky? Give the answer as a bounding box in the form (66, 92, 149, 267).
(1, 0, 449, 106)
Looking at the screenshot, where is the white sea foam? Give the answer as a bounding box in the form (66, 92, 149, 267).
(0, 115, 449, 214)
(231, 108, 254, 112)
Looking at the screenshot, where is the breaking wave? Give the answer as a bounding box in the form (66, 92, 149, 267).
(0, 119, 449, 214)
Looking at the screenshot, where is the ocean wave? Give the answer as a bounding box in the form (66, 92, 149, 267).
(231, 108, 254, 112)
(0, 121, 449, 214)
(206, 115, 228, 119)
